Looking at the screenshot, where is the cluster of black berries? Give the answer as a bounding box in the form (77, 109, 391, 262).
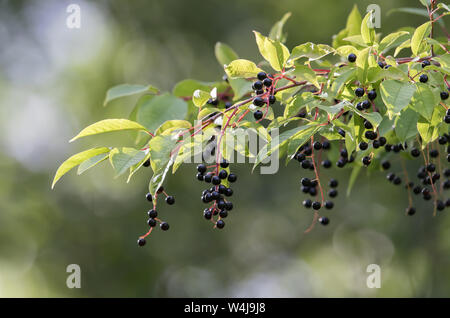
(354, 86, 377, 111)
(294, 140, 335, 226)
(196, 160, 236, 229)
(137, 186, 175, 246)
(383, 135, 450, 215)
(251, 72, 276, 121)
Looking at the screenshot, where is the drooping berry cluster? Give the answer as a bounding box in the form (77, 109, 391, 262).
(294, 140, 334, 226)
(251, 72, 277, 121)
(137, 161, 175, 246)
(196, 160, 236, 229)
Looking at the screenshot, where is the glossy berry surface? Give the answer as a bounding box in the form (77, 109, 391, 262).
(348, 53, 356, 62)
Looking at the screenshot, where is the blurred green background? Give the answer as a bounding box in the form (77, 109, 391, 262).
(0, 0, 449, 297)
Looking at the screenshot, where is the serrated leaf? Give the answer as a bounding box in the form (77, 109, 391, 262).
(136, 93, 188, 132)
(52, 147, 110, 188)
(254, 31, 290, 71)
(380, 80, 416, 119)
(411, 21, 431, 56)
(103, 84, 158, 107)
(70, 119, 148, 142)
(225, 59, 263, 78)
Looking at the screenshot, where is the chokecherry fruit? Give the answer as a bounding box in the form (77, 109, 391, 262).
(228, 173, 237, 183)
(254, 110, 263, 120)
(160, 222, 170, 231)
(355, 87, 364, 97)
(165, 196, 175, 205)
(253, 96, 264, 106)
(137, 238, 146, 246)
(257, 72, 267, 80)
(319, 217, 329, 225)
(216, 219, 225, 229)
(348, 53, 357, 62)
(419, 74, 428, 83)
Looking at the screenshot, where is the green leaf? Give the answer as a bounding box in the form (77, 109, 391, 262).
(290, 64, 319, 88)
(394, 39, 411, 57)
(388, 7, 445, 27)
(380, 80, 416, 119)
(288, 42, 335, 63)
(368, 65, 409, 82)
(346, 102, 383, 128)
(155, 120, 192, 136)
(346, 5, 362, 36)
(361, 10, 376, 45)
(395, 107, 419, 142)
(109, 147, 146, 177)
(77, 152, 110, 175)
(269, 12, 291, 42)
(229, 78, 253, 100)
(192, 89, 211, 107)
(254, 31, 290, 71)
(215, 42, 239, 66)
(356, 47, 374, 84)
(127, 151, 151, 183)
(253, 127, 303, 170)
(342, 35, 367, 47)
(283, 92, 316, 118)
(417, 117, 438, 146)
(52, 147, 110, 188)
(104, 84, 158, 106)
(148, 135, 178, 196)
(410, 83, 437, 121)
(378, 31, 410, 53)
(225, 59, 264, 78)
(411, 22, 431, 56)
(330, 67, 357, 96)
(173, 79, 212, 97)
(287, 126, 320, 158)
(136, 93, 188, 132)
(70, 119, 148, 142)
